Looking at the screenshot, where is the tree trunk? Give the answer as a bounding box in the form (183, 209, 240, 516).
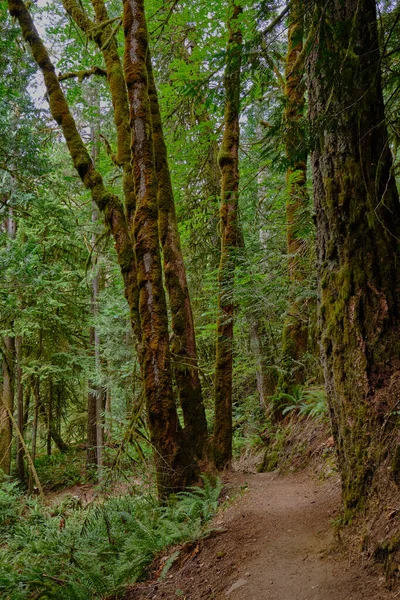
(308, 0, 400, 511)
(16, 335, 25, 482)
(0, 207, 16, 476)
(249, 319, 276, 410)
(281, 0, 309, 390)
(123, 0, 196, 496)
(87, 324, 98, 470)
(213, 0, 243, 470)
(0, 336, 15, 475)
(146, 53, 208, 460)
(47, 379, 52, 457)
(87, 114, 103, 478)
(28, 376, 40, 494)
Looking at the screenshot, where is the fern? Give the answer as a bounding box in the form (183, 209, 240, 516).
(0, 476, 222, 599)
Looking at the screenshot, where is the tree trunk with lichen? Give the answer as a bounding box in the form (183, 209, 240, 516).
(281, 0, 308, 390)
(213, 0, 242, 470)
(308, 0, 400, 512)
(146, 54, 208, 460)
(123, 0, 197, 496)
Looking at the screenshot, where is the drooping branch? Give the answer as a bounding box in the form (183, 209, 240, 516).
(8, 0, 140, 341)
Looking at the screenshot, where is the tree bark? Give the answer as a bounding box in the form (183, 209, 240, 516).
(281, 0, 309, 390)
(46, 379, 52, 457)
(87, 114, 103, 477)
(28, 376, 40, 494)
(213, 0, 243, 470)
(87, 324, 98, 470)
(15, 335, 25, 481)
(0, 208, 16, 476)
(308, 0, 400, 511)
(0, 336, 15, 475)
(123, 0, 196, 496)
(249, 319, 276, 410)
(146, 53, 208, 459)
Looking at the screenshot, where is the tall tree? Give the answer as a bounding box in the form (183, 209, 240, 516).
(213, 0, 243, 470)
(146, 55, 208, 460)
(281, 0, 309, 390)
(0, 209, 16, 475)
(308, 0, 400, 511)
(123, 0, 197, 495)
(63, 0, 207, 462)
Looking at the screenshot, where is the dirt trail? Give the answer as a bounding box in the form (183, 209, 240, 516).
(126, 471, 394, 600)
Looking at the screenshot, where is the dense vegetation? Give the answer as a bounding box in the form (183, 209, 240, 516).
(1, 0, 400, 596)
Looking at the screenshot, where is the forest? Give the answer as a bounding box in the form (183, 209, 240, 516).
(1, 0, 400, 598)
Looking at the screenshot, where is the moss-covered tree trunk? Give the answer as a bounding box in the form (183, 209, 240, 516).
(0, 209, 16, 475)
(308, 0, 400, 511)
(213, 0, 243, 470)
(0, 335, 15, 475)
(146, 54, 208, 460)
(15, 335, 25, 482)
(123, 0, 197, 496)
(281, 0, 308, 389)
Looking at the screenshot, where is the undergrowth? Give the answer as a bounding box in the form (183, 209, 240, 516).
(0, 476, 222, 599)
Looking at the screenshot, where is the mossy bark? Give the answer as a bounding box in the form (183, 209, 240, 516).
(15, 335, 25, 482)
(250, 319, 276, 409)
(308, 0, 400, 511)
(213, 1, 243, 470)
(123, 0, 197, 496)
(146, 53, 208, 460)
(281, 0, 309, 390)
(8, 0, 140, 343)
(0, 336, 15, 475)
(0, 211, 16, 476)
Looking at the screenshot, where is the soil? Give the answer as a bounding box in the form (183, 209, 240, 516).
(123, 470, 394, 600)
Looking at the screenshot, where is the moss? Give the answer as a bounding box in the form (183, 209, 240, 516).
(323, 177, 336, 209)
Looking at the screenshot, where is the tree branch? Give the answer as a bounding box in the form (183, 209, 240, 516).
(58, 66, 107, 82)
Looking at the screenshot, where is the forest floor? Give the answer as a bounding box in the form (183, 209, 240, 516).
(122, 469, 394, 600)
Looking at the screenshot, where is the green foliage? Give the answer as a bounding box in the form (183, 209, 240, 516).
(280, 387, 327, 419)
(35, 451, 86, 491)
(0, 475, 221, 599)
